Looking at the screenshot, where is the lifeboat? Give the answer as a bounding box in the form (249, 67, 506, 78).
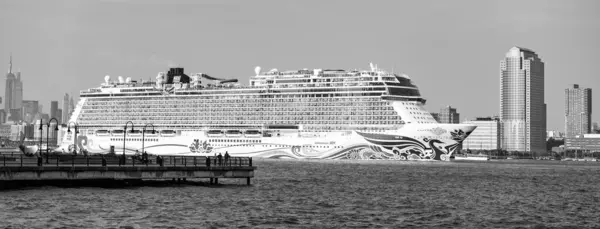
(225, 130, 242, 137)
(96, 130, 110, 137)
(244, 130, 261, 138)
(128, 130, 142, 136)
(160, 130, 176, 137)
(111, 129, 125, 136)
(143, 129, 158, 137)
(207, 130, 223, 137)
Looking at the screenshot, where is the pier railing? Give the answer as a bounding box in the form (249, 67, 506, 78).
(0, 153, 252, 168)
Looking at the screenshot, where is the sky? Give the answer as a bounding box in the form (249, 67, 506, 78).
(0, 0, 599, 131)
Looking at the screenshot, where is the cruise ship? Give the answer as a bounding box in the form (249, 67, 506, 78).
(56, 64, 476, 160)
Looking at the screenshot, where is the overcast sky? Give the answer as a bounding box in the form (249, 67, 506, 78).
(0, 0, 599, 131)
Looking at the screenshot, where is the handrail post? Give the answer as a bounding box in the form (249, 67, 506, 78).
(3, 155, 5, 167)
(72, 155, 75, 167)
(133, 156, 135, 167)
(87, 156, 89, 167)
(20, 154, 23, 167)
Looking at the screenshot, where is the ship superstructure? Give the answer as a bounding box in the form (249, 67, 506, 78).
(58, 64, 475, 160)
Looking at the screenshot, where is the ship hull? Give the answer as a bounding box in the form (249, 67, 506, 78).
(56, 124, 475, 161)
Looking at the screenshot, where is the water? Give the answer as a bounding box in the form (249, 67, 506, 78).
(1, 159, 599, 228)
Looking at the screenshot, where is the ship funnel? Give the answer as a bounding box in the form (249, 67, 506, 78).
(125, 77, 131, 83)
(104, 75, 110, 84)
(118, 76, 124, 83)
(369, 63, 374, 71)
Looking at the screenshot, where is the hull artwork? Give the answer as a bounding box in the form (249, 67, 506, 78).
(58, 124, 475, 161)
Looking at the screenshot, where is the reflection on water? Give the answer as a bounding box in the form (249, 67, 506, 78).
(1, 159, 599, 228)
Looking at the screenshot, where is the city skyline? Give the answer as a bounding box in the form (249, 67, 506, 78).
(1, 0, 599, 129)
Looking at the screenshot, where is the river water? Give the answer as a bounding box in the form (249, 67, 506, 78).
(1, 159, 599, 228)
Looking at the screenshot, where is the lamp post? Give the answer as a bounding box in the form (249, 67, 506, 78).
(142, 123, 156, 154)
(46, 118, 59, 164)
(123, 121, 135, 158)
(38, 119, 43, 157)
(67, 122, 79, 155)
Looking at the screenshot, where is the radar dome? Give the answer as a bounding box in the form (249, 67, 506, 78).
(104, 75, 110, 84)
(254, 66, 261, 76)
(118, 76, 124, 83)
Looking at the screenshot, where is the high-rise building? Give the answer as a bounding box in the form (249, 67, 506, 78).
(564, 84, 592, 138)
(50, 101, 58, 120)
(69, 97, 75, 121)
(593, 122, 599, 133)
(500, 47, 546, 152)
(5, 55, 23, 116)
(438, 106, 460, 124)
(62, 93, 70, 123)
(57, 109, 62, 124)
(22, 100, 39, 123)
(462, 117, 501, 150)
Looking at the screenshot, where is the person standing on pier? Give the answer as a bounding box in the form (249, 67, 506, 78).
(224, 151, 230, 166)
(217, 153, 223, 166)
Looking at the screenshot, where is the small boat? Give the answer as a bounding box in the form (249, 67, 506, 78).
(225, 130, 242, 137)
(207, 130, 223, 137)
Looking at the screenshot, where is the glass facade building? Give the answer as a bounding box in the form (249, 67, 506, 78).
(462, 117, 500, 150)
(500, 47, 546, 152)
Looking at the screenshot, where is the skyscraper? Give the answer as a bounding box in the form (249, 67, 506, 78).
(500, 47, 546, 153)
(565, 84, 592, 138)
(62, 93, 70, 123)
(438, 106, 460, 124)
(22, 100, 39, 123)
(50, 101, 58, 120)
(5, 54, 23, 118)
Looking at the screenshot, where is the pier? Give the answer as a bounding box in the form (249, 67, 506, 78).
(0, 153, 255, 189)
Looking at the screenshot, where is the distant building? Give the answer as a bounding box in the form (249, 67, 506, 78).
(5, 55, 23, 116)
(546, 130, 564, 139)
(462, 117, 500, 150)
(430, 113, 440, 122)
(564, 84, 592, 138)
(57, 109, 62, 124)
(22, 100, 39, 123)
(565, 134, 600, 152)
(33, 119, 59, 145)
(69, 97, 75, 121)
(62, 93, 70, 124)
(438, 106, 459, 124)
(50, 101, 58, 120)
(500, 47, 546, 153)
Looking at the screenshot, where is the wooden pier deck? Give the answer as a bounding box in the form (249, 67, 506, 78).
(0, 153, 255, 188)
